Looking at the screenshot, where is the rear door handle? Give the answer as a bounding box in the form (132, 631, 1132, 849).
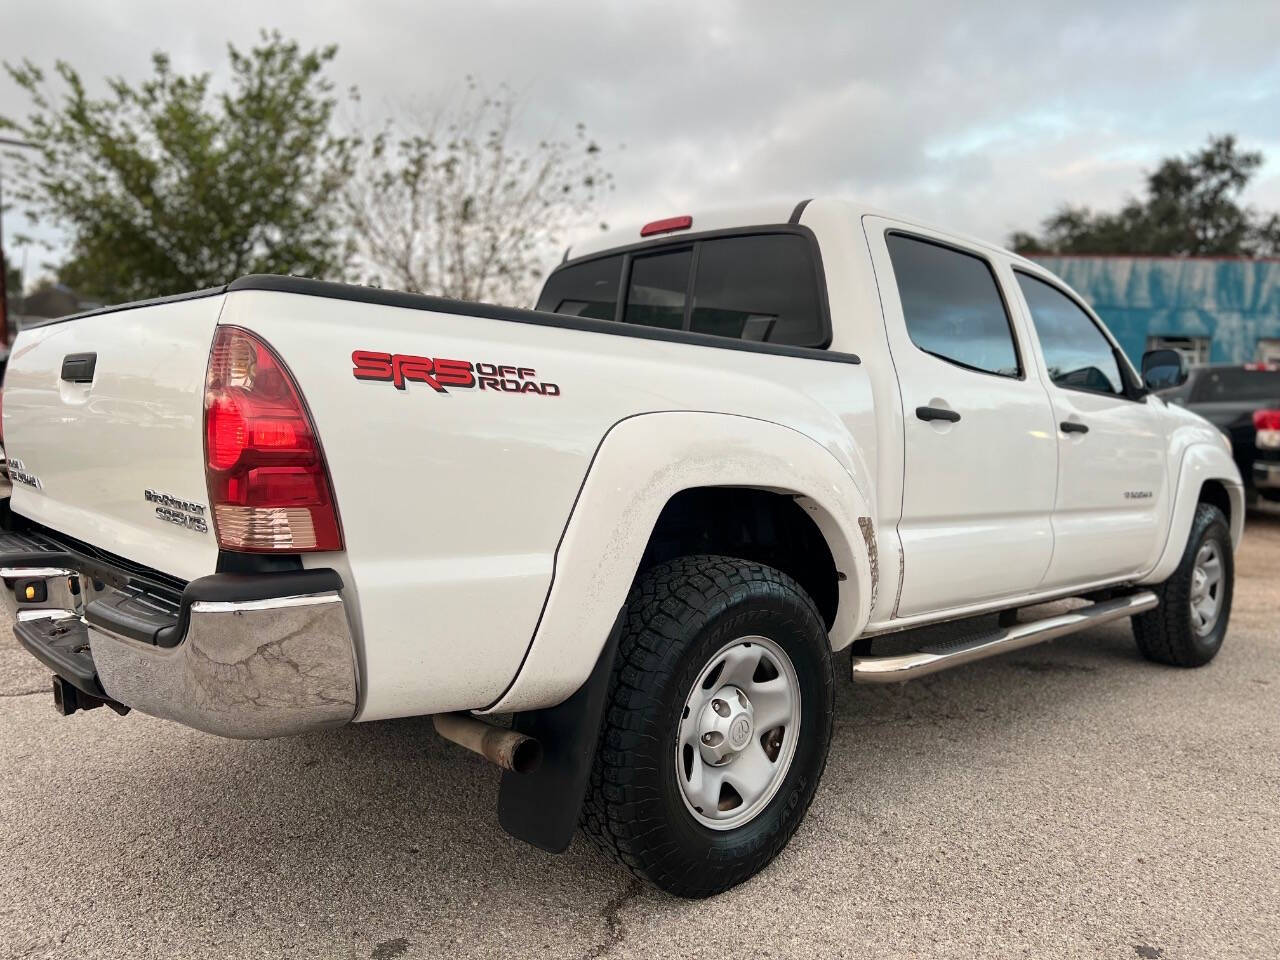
(916, 406, 961, 423)
(60, 353, 97, 383)
(1060, 421, 1089, 434)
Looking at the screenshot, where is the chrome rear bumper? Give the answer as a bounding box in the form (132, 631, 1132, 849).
(1, 526, 358, 739)
(89, 592, 357, 738)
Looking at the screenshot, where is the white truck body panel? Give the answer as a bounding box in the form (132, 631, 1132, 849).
(484, 410, 876, 714)
(1007, 259, 1176, 586)
(862, 215, 1060, 616)
(1, 197, 1245, 727)
(4, 296, 225, 582)
(218, 287, 876, 720)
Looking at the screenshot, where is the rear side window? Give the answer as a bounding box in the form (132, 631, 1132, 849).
(1016, 272, 1124, 396)
(534, 255, 622, 320)
(885, 234, 1020, 377)
(690, 235, 824, 345)
(536, 232, 827, 348)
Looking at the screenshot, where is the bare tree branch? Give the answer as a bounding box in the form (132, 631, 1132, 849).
(344, 81, 612, 305)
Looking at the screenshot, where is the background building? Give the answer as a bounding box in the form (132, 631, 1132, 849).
(1035, 255, 1280, 367)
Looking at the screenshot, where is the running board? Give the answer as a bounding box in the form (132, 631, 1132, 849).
(850, 591, 1159, 683)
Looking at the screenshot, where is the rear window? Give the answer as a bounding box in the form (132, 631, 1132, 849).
(1189, 367, 1280, 403)
(534, 255, 622, 321)
(624, 249, 691, 330)
(536, 233, 826, 348)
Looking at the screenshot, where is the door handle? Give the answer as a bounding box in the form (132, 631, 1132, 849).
(1060, 421, 1089, 434)
(60, 353, 97, 383)
(916, 406, 961, 423)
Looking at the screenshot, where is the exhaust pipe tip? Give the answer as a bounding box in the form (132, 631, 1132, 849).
(509, 736, 543, 775)
(433, 712, 544, 774)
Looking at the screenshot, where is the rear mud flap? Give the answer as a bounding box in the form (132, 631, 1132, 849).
(497, 609, 624, 853)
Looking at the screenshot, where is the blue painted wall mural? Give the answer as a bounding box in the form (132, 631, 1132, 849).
(1033, 256, 1280, 364)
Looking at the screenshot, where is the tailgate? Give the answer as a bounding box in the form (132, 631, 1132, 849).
(3, 294, 226, 582)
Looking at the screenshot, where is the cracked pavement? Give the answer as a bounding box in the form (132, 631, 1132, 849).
(1, 510, 1278, 959)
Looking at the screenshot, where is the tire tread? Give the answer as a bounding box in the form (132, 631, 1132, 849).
(581, 555, 832, 898)
(1133, 503, 1232, 667)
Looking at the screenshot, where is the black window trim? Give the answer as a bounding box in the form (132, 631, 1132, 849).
(547, 224, 835, 351)
(1012, 267, 1147, 403)
(883, 229, 1026, 382)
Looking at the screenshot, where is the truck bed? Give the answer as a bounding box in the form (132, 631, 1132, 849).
(4, 275, 875, 721)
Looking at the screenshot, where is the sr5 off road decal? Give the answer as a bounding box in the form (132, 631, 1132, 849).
(352, 351, 560, 396)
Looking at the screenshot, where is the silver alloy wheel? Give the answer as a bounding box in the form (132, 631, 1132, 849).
(1189, 540, 1224, 636)
(675, 635, 801, 831)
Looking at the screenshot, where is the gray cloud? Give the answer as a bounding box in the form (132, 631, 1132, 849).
(4, 0, 1280, 277)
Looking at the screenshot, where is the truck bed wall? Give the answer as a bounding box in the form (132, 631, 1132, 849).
(219, 289, 879, 720)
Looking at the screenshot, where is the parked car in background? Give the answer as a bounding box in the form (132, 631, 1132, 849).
(1158, 362, 1280, 503)
(1251, 405, 1280, 501)
(0, 199, 1244, 897)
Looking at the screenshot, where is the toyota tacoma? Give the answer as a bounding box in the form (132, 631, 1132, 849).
(0, 199, 1244, 897)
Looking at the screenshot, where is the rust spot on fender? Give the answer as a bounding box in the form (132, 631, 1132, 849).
(857, 516, 878, 611)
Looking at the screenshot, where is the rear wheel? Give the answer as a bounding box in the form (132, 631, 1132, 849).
(581, 555, 833, 898)
(1133, 503, 1233, 667)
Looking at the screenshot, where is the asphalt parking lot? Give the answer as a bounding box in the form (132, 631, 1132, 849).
(1, 512, 1277, 960)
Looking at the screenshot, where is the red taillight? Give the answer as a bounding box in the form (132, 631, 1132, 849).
(640, 215, 692, 237)
(1253, 409, 1280, 431)
(203, 326, 342, 552)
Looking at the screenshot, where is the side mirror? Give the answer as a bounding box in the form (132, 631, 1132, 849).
(1141, 348, 1187, 392)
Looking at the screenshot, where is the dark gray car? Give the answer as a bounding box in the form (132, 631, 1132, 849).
(1160, 364, 1280, 501)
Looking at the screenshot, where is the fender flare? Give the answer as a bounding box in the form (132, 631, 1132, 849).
(484, 410, 875, 715)
(1139, 442, 1245, 586)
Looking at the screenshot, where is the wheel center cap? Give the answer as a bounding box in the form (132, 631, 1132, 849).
(697, 685, 755, 765)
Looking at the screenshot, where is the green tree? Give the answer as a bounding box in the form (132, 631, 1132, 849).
(0, 32, 356, 303)
(1011, 135, 1280, 257)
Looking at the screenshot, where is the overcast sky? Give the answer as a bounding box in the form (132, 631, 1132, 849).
(4, 0, 1280, 284)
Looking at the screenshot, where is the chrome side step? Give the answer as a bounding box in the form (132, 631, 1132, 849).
(850, 591, 1159, 683)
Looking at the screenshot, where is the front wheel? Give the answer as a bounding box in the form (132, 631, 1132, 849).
(1133, 503, 1234, 667)
(581, 555, 833, 898)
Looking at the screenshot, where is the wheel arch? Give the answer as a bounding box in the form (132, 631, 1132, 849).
(1197, 477, 1234, 530)
(639, 487, 841, 629)
(483, 411, 875, 714)
(1140, 442, 1244, 586)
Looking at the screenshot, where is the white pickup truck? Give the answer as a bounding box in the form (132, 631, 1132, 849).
(1, 199, 1243, 897)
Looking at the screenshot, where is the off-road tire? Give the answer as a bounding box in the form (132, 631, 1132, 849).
(581, 555, 834, 898)
(1133, 503, 1233, 667)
